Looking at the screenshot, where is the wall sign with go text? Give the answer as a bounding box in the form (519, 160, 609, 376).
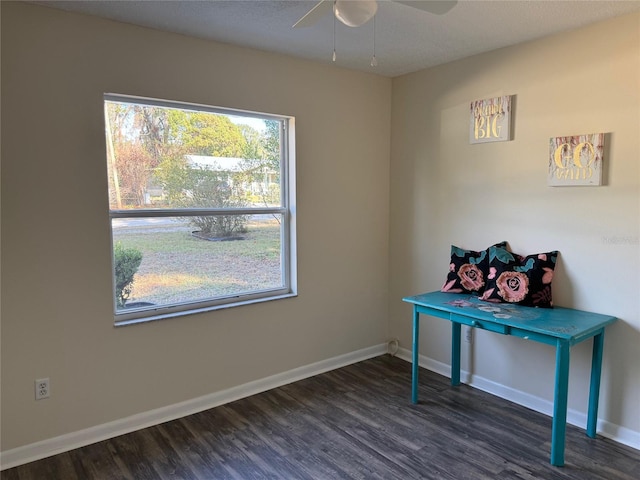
(548, 133, 604, 186)
(469, 95, 512, 144)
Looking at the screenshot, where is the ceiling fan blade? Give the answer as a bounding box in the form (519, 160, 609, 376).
(393, 1, 458, 15)
(293, 0, 334, 28)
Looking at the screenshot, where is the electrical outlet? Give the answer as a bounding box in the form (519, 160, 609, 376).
(465, 326, 473, 344)
(388, 338, 399, 356)
(35, 378, 50, 400)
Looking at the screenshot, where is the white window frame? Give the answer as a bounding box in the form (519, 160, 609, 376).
(105, 94, 297, 326)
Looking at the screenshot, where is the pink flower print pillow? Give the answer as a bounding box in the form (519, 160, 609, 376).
(480, 246, 559, 308)
(441, 242, 507, 294)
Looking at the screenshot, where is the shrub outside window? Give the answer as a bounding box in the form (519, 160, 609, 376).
(104, 94, 296, 325)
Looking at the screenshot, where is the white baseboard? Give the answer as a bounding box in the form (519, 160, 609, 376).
(4, 344, 636, 470)
(0, 344, 387, 471)
(395, 347, 640, 451)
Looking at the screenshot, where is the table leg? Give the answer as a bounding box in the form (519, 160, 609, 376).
(551, 340, 570, 467)
(587, 330, 605, 438)
(451, 323, 461, 386)
(412, 306, 420, 404)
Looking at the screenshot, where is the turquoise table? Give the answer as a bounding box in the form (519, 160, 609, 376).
(403, 291, 617, 466)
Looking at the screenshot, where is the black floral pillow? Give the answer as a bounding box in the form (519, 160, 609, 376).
(480, 246, 559, 308)
(441, 242, 507, 294)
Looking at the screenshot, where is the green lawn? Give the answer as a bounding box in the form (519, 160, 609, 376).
(112, 218, 282, 307)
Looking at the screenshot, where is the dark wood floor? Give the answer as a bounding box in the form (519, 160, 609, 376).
(3, 355, 639, 479)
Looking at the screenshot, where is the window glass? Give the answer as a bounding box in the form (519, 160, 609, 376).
(105, 95, 295, 324)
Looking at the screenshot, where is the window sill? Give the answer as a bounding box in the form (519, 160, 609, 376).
(114, 292, 297, 327)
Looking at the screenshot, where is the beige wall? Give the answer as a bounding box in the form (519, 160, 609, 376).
(1, 3, 391, 450)
(390, 13, 640, 438)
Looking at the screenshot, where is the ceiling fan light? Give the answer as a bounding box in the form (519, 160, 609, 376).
(334, 0, 378, 27)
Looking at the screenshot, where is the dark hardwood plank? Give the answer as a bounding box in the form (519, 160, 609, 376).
(2, 355, 639, 479)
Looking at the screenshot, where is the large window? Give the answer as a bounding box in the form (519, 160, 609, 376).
(104, 94, 296, 325)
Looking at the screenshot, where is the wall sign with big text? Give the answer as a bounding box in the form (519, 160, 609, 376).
(548, 133, 604, 186)
(469, 95, 512, 144)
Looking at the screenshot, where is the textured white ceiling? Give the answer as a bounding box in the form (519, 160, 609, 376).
(31, 0, 640, 77)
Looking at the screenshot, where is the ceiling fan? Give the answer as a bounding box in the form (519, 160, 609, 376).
(293, 0, 458, 29)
